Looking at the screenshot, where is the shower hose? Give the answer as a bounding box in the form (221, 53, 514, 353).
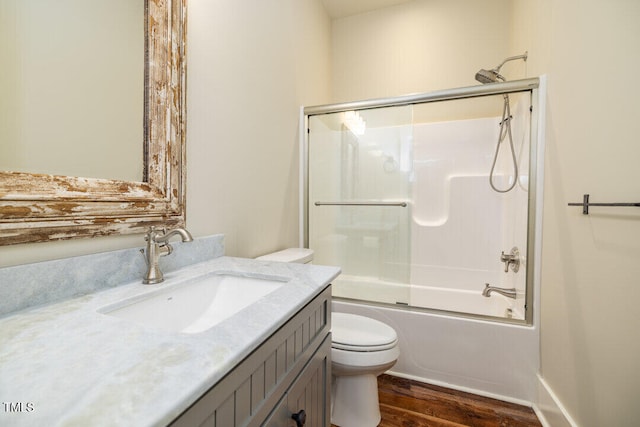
(489, 94, 518, 193)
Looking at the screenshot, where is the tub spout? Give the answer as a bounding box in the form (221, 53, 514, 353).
(482, 283, 517, 299)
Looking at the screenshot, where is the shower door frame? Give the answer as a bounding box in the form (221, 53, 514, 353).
(301, 77, 542, 325)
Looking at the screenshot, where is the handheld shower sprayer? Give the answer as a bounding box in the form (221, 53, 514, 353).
(475, 51, 528, 193)
(475, 51, 528, 84)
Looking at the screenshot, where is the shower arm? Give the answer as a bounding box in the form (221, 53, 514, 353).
(493, 52, 528, 73)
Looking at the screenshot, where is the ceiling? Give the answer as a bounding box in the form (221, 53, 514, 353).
(322, 0, 415, 19)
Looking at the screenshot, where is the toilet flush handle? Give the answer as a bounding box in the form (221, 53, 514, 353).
(291, 409, 306, 426)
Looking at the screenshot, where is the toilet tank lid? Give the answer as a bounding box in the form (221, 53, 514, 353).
(256, 248, 314, 263)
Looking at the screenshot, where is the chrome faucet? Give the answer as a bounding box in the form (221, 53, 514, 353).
(142, 226, 193, 284)
(482, 283, 517, 299)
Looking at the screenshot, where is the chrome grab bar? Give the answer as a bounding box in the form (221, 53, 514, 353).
(314, 201, 407, 207)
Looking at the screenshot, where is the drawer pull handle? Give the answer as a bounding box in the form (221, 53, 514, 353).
(291, 409, 306, 426)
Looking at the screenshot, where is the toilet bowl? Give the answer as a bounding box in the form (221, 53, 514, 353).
(257, 248, 400, 427)
(331, 312, 399, 427)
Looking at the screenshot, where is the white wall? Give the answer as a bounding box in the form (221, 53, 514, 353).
(185, 0, 331, 258)
(511, 1, 640, 425)
(330, 0, 513, 102)
(0, 0, 332, 267)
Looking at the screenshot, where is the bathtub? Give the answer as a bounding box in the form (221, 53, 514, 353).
(409, 285, 523, 320)
(332, 290, 539, 403)
(332, 274, 524, 320)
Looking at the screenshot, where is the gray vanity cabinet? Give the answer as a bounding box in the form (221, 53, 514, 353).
(171, 286, 332, 427)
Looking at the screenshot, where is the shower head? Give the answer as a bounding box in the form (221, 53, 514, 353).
(475, 51, 528, 84)
(475, 69, 504, 84)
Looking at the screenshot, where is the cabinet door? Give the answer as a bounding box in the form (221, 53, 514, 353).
(286, 336, 331, 427)
(263, 336, 331, 427)
(261, 395, 289, 426)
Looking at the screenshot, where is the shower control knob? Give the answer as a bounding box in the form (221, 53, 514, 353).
(500, 247, 520, 273)
(291, 409, 306, 426)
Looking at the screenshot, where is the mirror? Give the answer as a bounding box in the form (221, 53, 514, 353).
(0, 0, 187, 245)
(0, 0, 144, 181)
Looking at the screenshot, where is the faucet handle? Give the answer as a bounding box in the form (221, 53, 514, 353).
(500, 251, 510, 272)
(145, 225, 168, 241)
(500, 247, 520, 273)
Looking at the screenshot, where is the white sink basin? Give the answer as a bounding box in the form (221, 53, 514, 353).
(100, 271, 289, 334)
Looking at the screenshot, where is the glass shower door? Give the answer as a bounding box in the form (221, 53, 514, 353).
(305, 82, 539, 323)
(307, 106, 413, 305)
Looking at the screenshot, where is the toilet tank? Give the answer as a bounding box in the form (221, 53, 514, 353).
(256, 248, 314, 264)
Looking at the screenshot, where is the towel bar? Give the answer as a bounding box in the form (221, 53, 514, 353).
(314, 201, 407, 207)
(567, 194, 640, 215)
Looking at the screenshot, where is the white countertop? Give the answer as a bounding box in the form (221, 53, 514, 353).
(0, 256, 340, 427)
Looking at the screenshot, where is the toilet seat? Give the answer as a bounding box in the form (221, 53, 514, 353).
(332, 345, 400, 370)
(332, 340, 398, 352)
(332, 313, 398, 352)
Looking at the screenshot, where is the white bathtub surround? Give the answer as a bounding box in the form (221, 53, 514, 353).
(333, 299, 539, 403)
(0, 234, 225, 317)
(0, 254, 340, 426)
(408, 109, 530, 319)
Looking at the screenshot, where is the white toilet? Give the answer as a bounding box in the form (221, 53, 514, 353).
(330, 312, 399, 426)
(257, 248, 400, 427)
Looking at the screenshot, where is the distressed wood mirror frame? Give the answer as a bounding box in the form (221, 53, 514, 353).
(0, 0, 187, 246)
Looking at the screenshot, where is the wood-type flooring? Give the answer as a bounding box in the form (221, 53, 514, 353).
(333, 374, 542, 427)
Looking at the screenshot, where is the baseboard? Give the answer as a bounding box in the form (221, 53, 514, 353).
(532, 375, 578, 427)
